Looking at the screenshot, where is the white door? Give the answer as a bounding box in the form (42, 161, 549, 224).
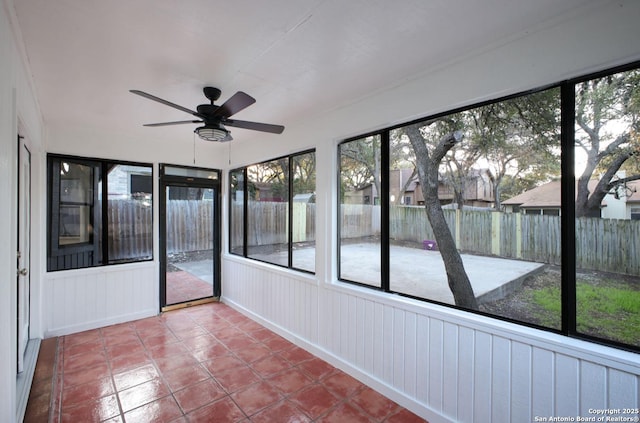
(17, 137, 31, 373)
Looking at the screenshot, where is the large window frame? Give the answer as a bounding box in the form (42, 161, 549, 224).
(229, 149, 316, 274)
(338, 61, 640, 353)
(47, 154, 154, 271)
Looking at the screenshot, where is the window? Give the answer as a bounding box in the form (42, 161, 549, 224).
(48, 155, 153, 271)
(573, 67, 640, 347)
(130, 173, 152, 195)
(230, 150, 316, 273)
(247, 158, 289, 266)
(338, 61, 640, 351)
(107, 164, 153, 264)
(57, 161, 95, 247)
(229, 169, 245, 255)
(291, 151, 316, 272)
(338, 136, 382, 287)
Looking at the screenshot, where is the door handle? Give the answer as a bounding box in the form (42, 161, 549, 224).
(18, 268, 28, 276)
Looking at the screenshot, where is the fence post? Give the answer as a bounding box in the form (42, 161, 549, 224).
(491, 211, 501, 256)
(292, 202, 306, 242)
(516, 213, 522, 259)
(455, 209, 461, 249)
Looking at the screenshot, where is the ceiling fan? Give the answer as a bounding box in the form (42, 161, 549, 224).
(130, 87, 285, 142)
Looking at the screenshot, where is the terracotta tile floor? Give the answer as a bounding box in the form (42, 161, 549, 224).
(166, 271, 213, 305)
(24, 337, 58, 422)
(36, 302, 426, 422)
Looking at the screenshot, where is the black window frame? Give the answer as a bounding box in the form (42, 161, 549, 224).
(229, 149, 316, 274)
(337, 60, 640, 353)
(47, 154, 154, 271)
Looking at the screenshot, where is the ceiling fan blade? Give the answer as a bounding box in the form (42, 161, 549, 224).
(212, 91, 256, 118)
(143, 120, 202, 127)
(225, 119, 285, 134)
(130, 90, 202, 117)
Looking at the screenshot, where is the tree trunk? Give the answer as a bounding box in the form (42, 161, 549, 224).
(406, 123, 479, 310)
(423, 184, 478, 308)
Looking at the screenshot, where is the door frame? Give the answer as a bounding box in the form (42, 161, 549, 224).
(159, 164, 221, 311)
(16, 135, 31, 373)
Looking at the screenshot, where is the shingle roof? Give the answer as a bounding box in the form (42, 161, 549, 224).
(627, 180, 640, 203)
(503, 179, 603, 207)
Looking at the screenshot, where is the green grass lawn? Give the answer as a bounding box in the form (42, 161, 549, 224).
(532, 278, 640, 346)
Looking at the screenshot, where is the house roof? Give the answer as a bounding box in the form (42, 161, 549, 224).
(395, 169, 418, 192)
(626, 180, 640, 203)
(503, 179, 598, 208)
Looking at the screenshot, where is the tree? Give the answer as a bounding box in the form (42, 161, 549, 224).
(390, 131, 419, 204)
(430, 116, 481, 210)
(575, 69, 640, 217)
(441, 146, 482, 209)
(339, 136, 382, 201)
(292, 152, 316, 198)
(468, 89, 561, 209)
(405, 121, 478, 310)
(247, 159, 288, 201)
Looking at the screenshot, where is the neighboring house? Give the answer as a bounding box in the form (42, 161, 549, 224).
(252, 181, 287, 202)
(502, 179, 564, 215)
(105, 165, 153, 199)
(389, 168, 418, 205)
(503, 178, 640, 219)
(346, 168, 495, 207)
(432, 168, 495, 208)
(344, 183, 377, 205)
(620, 180, 640, 220)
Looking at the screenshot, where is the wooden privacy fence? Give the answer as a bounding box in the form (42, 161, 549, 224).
(108, 200, 640, 276)
(230, 202, 317, 248)
(108, 199, 216, 260)
(575, 217, 640, 275)
(165, 200, 215, 253)
(347, 205, 640, 276)
(107, 200, 153, 260)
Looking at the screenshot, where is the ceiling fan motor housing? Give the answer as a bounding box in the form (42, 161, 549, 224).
(203, 86, 221, 102)
(197, 104, 219, 115)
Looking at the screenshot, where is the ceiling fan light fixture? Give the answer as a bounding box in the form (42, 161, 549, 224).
(195, 124, 228, 142)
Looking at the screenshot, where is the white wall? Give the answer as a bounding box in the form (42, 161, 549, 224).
(40, 98, 230, 337)
(44, 263, 157, 336)
(37, 55, 233, 337)
(222, 2, 640, 422)
(0, 1, 45, 422)
(601, 193, 628, 219)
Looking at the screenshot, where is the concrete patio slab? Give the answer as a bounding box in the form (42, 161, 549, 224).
(172, 260, 214, 284)
(251, 243, 544, 305)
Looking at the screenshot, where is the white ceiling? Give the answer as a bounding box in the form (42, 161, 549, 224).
(14, 0, 597, 147)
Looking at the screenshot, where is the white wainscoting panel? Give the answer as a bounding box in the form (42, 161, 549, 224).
(44, 262, 158, 336)
(223, 257, 319, 344)
(222, 257, 640, 423)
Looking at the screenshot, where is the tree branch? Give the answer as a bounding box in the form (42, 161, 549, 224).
(432, 130, 464, 163)
(575, 108, 599, 142)
(597, 133, 630, 160)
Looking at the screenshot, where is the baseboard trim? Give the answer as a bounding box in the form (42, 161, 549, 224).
(44, 309, 158, 337)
